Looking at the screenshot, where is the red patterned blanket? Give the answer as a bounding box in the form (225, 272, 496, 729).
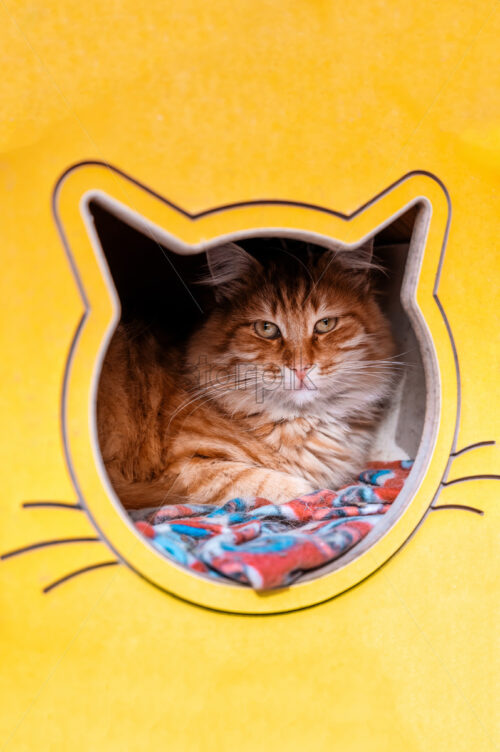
(132, 460, 412, 590)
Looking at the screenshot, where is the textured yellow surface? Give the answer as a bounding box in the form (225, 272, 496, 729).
(0, 1, 499, 750)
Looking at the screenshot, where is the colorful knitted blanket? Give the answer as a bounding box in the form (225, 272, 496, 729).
(132, 460, 412, 590)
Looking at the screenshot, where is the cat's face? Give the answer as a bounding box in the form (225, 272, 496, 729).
(187, 242, 396, 419)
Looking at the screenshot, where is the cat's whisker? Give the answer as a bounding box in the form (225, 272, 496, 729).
(180, 381, 262, 408)
(343, 369, 403, 375)
(167, 377, 264, 429)
(322, 367, 399, 378)
(184, 374, 264, 396)
(43, 560, 119, 594)
(328, 364, 405, 375)
(22, 501, 83, 510)
(1, 536, 101, 560)
(334, 369, 401, 377)
(361, 342, 417, 360)
(450, 440, 495, 457)
(343, 359, 409, 368)
(167, 390, 225, 429)
(174, 387, 251, 431)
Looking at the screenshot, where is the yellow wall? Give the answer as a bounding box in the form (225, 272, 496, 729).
(0, 1, 498, 750)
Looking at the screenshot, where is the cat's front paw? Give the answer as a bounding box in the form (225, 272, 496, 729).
(271, 477, 317, 504)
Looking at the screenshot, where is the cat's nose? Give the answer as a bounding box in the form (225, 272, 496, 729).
(291, 365, 313, 382)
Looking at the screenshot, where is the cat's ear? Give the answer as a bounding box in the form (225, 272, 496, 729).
(319, 237, 379, 289)
(341, 237, 375, 271)
(201, 242, 261, 301)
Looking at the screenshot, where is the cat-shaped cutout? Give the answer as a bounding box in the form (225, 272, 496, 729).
(5, 162, 494, 614)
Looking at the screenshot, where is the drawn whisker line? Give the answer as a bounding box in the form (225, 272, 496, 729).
(43, 560, 120, 594)
(431, 504, 484, 515)
(22, 501, 83, 510)
(451, 440, 496, 457)
(1, 537, 101, 560)
(442, 474, 500, 487)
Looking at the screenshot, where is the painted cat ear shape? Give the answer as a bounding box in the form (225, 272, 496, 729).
(201, 242, 261, 301)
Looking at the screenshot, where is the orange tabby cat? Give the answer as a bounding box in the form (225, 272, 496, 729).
(97, 241, 396, 508)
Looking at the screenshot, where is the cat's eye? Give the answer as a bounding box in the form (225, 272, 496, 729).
(254, 320, 281, 339)
(314, 317, 337, 334)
